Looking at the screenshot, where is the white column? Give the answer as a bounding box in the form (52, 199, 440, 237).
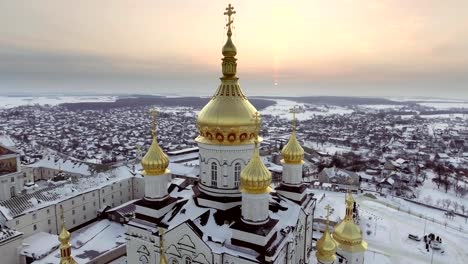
(241, 193, 269, 224)
(144, 174, 169, 200)
(281, 161, 303, 185)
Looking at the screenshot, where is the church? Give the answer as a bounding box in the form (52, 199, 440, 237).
(124, 4, 367, 264)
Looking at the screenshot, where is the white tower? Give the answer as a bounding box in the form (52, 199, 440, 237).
(141, 109, 170, 201)
(277, 107, 307, 203)
(195, 4, 260, 210)
(239, 113, 272, 224)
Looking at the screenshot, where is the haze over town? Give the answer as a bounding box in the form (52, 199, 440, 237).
(1, 0, 468, 99)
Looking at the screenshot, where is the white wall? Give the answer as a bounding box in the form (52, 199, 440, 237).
(6, 176, 139, 237)
(0, 234, 23, 264)
(198, 142, 254, 191)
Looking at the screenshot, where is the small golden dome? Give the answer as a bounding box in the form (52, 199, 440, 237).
(141, 136, 169, 176)
(332, 220, 363, 246)
(281, 131, 304, 164)
(332, 192, 368, 252)
(222, 35, 237, 57)
(58, 225, 71, 244)
(240, 144, 272, 194)
(316, 227, 337, 262)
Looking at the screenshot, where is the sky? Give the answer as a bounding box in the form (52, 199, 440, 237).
(0, 0, 467, 99)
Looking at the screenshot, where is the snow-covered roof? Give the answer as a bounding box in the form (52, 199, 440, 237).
(0, 165, 134, 219)
(0, 225, 22, 243)
(0, 134, 15, 149)
(32, 220, 125, 263)
(321, 166, 356, 178)
(26, 156, 91, 176)
(20, 232, 59, 259)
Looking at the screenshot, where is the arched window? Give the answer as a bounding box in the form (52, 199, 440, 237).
(234, 163, 241, 187)
(184, 256, 192, 264)
(211, 162, 217, 187)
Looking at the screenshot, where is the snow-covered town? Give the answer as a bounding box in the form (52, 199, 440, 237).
(1, 3, 468, 264)
(1, 92, 467, 264)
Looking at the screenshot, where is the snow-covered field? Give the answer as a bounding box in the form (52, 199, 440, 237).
(418, 102, 468, 109)
(314, 190, 468, 264)
(0, 95, 117, 108)
(261, 99, 353, 120)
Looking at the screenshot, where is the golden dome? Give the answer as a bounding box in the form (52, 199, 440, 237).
(141, 109, 169, 176)
(58, 225, 71, 244)
(332, 192, 368, 252)
(196, 4, 259, 146)
(58, 209, 78, 264)
(316, 227, 337, 262)
(141, 136, 169, 176)
(281, 131, 304, 164)
(222, 32, 237, 57)
(240, 143, 272, 194)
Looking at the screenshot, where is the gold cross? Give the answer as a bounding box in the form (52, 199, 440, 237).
(60, 207, 65, 225)
(224, 4, 236, 29)
(150, 108, 158, 136)
(324, 204, 333, 228)
(252, 112, 261, 144)
(324, 204, 332, 219)
(289, 106, 299, 131)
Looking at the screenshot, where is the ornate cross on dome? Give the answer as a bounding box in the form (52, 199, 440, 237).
(289, 106, 299, 132)
(324, 204, 333, 227)
(150, 108, 158, 136)
(224, 4, 236, 30)
(325, 204, 332, 219)
(60, 207, 65, 226)
(253, 111, 261, 143)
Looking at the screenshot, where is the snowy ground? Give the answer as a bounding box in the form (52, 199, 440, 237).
(418, 102, 468, 109)
(313, 190, 468, 264)
(261, 99, 353, 120)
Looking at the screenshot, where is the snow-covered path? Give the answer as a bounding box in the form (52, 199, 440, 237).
(357, 196, 468, 264)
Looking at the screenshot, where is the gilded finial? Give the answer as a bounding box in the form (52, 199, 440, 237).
(224, 3, 236, 37)
(60, 207, 65, 224)
(150, 108, 158, 137)
(324, 204, 332, 227)
(252, 112, 261, 144)
(281, 106, 304, 164)
(316, 204, 337, 262)
(222, 4, 237, 60)
(289, 106, 299, 132)
(159, 227, 167, 264)
(141, 109, 170, 176)
(58, 207, 77, 264)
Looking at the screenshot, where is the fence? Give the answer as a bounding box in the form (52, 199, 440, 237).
(360, 196, 468, 234)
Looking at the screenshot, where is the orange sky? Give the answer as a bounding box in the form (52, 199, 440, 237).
(1, 0, 467, 98)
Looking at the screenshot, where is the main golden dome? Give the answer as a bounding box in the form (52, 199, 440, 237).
(196, 4, 259, 146)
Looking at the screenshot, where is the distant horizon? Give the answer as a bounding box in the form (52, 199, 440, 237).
(1, 1, 468, 99)
(1, 90, 467, 102)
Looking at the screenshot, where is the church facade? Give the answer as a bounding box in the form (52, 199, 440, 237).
(125, 4, 316, 264)
(125, 4, 366, 264)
